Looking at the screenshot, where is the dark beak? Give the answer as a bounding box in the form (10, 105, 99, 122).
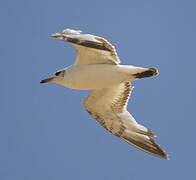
(40, 77, 55, 83)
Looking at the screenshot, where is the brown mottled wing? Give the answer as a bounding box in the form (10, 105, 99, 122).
(51, 29, 120, 65)
(83, 82, 168, 159)
(84, 82, 132, 131)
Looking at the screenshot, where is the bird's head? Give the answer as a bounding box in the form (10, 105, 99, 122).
(40, 70, 66, 84)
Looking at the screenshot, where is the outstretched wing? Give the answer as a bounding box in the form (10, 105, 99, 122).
(83, 82, 168, 159)
(50, 29, 120, 65)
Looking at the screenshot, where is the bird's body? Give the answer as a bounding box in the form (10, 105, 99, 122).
(56, 64, 150, 90)
(41, 29, 168, 159)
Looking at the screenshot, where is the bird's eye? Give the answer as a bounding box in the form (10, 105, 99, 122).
(55, 71, 61, 76)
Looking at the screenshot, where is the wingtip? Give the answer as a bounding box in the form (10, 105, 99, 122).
(49, 29, 82, 38)
(161, 151, 169, 160)
(122, 134, 169, 160)
(148, 138, 169, 160)
(49, 33, 62, 38)
(156, 149, 169, 160)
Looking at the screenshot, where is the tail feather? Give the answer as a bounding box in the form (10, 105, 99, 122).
(121, 131, 168, 159)
(133, 67, 159, 79)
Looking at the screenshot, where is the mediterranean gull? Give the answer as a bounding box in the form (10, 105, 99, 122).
(41, 29, 168, 159)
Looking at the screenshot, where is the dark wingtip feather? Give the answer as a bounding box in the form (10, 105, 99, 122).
(149, 138, 169, 159)
(122, 135, 169, 160)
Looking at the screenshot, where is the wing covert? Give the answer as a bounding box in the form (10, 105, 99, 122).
(83, 82, 133, 136)
(50, 29, 120, 65)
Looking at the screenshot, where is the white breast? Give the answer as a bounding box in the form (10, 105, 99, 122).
(60, 64, 132, 90)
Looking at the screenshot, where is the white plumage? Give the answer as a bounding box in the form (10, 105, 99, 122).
(41, 29, 168, 159)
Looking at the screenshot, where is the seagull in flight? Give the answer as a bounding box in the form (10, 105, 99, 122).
(41, 29, 168, 159)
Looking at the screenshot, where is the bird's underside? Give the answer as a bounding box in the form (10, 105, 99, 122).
(42, 28, 168, 159)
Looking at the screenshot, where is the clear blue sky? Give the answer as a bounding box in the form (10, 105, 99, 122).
(0, 0, 195, 179)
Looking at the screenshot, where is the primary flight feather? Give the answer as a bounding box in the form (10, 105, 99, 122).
(41, 29, 168, 159)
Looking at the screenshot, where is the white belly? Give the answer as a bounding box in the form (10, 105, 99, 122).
(59, 64, 136, 90)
